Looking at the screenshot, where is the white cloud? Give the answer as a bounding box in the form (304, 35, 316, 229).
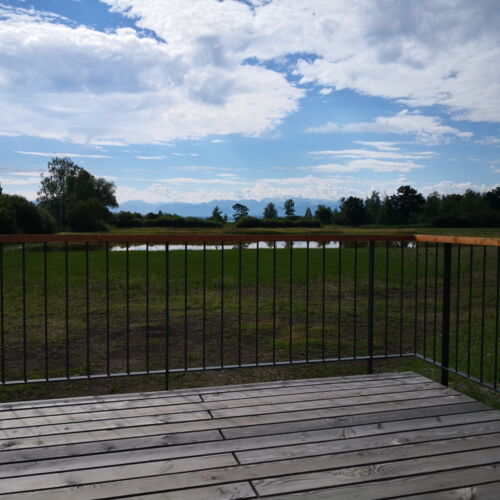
(306, 110, 472, 145)
(105, 0, 500, 124)
(308, 148, 435, 160)
(420, 180, 497, 195)
(307, 159, 424, 173)
(135, 155, 167, 160)
(319, 88, 333, 95)
(0, 4, 302, 145)
(477, 136, 500, 146)
(355, 141, 401, 151)
(171, 153, 200, 157)
(15, 151, 111, 159)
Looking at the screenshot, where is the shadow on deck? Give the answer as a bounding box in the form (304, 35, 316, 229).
(0, 372, 499, 499)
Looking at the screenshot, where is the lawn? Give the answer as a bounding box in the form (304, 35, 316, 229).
(0, 232, 498, 406)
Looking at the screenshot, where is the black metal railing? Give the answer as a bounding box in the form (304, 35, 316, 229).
(0, 233, 498, 393)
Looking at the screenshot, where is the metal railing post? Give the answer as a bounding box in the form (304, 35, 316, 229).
(441, 243, 452, 386)
(367, 241, 375, 374)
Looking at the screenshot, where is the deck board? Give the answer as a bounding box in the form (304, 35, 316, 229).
(0, 372, 498, 499)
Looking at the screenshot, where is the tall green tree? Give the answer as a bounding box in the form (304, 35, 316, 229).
(314, 204, 333, 224)
(232, 203, 249, 221)
(388, 185, 424, 224)
(304, 207, 313, 219)
(211, 206, 227, 223)
(283, 198, 295, 217)
(37, 157, 117, 230)
(338, 196, 367, 226)
(263, 202, 278, 219)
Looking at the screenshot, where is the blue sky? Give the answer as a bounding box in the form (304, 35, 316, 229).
(0, 0, 499, 206)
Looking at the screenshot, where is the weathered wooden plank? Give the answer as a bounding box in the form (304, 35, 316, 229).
(199, 376, 431, 402)
(6, 441, 500, 499)
(262, 465, 500, 499)
(0, 372, 418, 411)
(237, 421, 500, 464)
(221, 402, 489, 439)
(2, 405, 490, 466)
(210, 388, 463, 418)
(252, 447, 500, 496)
(0, 381, 442, 429)
(0, 429, 223, 465)
(2, 413, 498, 478)
(403, 481, 500, 499)
(132, 482, 257, 500)
(0, 410, 213, 440)
(0, 453, 238, 495)
(0, 394, 473, 451)
(0, 376, 432, 422)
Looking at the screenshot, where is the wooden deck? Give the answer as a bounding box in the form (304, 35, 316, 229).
(0, 372, 499, 499)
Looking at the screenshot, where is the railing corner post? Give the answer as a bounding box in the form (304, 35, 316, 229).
(441, 243, 452, 386)
(367, 241, 375, 374)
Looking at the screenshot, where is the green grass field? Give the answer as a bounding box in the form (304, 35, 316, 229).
(0, 233, 499, 406)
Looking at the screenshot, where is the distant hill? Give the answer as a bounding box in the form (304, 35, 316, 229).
(118, 198, 340, 219)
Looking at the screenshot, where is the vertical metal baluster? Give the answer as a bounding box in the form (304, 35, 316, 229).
(353, 241, 357, 359)
(85, 242, 90, 378)
(145, 242, 149, 373)
(441, 243, 452, 386)
(400, 243, 404, 356)
(22, 242, 26, 381)
(220, 241, 224, 368)
(164, 243, 169, 390)
(184, 242, 188, 371)
(385, 241, 389, 357)
(495, 247, 500, 391)
(467, 245, 473, 377)
(238, 242, 242, 367)
(433, 244, 439, 361)
(65, 242, 69, 379)
(105, 242, 110, 376)
(126, 242, 130, 374)
(480, 246, 486, 383)
(305, 240, 310, 362)
(322, 241, 326, 361)
(414, 242, 419, 354)
(423, 243, 429, 358)
(338, 243, 342, 360)
(203, 242, 207, 369)
(255, 241, 259, 366)
(272, 241, 276, 365)
(289, 241, 293, 362)
(44, 243, 48, 381)
(0, 243, 3, 384)
(367, 241, 375, 374)
(455, 245, 461, 372)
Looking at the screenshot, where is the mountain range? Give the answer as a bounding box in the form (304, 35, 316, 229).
(117, 198, 340, 218)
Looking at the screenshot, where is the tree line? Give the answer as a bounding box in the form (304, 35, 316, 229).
(1, 157, 500, 233)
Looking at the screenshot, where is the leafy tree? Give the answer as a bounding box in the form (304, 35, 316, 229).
(37, 157, 117, 230)
(211, 206, 227, 223)
(364, 191, 382, 224)
(232, 203, 249, 221)
(263, 202, 278, 219)
(304, 207, 313, 218)
(314, 204, 333, 225)
(0, 194, 56, 233)
(283, 198, 295, 217)
(338, 196, 367, 226)
(388, 185, 425, 224)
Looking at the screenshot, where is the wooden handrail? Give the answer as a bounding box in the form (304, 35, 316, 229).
(0, 233, 499, 246)
(415, 234, 500, 247)
(0, 234, 416, 243)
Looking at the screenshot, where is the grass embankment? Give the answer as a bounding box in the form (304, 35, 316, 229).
(0, 239, 498, 407)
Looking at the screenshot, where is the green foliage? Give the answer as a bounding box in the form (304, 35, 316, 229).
(112, 211, 222, 228)
(210, 206, 227, 223)
(232, 203, 249, 221)
(235, 216, 320, 228)
(304, 207, 313, 218)
(0, 194, 56, 234)
(37, 157, 117, 231)
(338, 196, 367, 226)
(314, 204, 333, 224)
(263, 202, 278, 219)
(283, 198, 295, 217)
